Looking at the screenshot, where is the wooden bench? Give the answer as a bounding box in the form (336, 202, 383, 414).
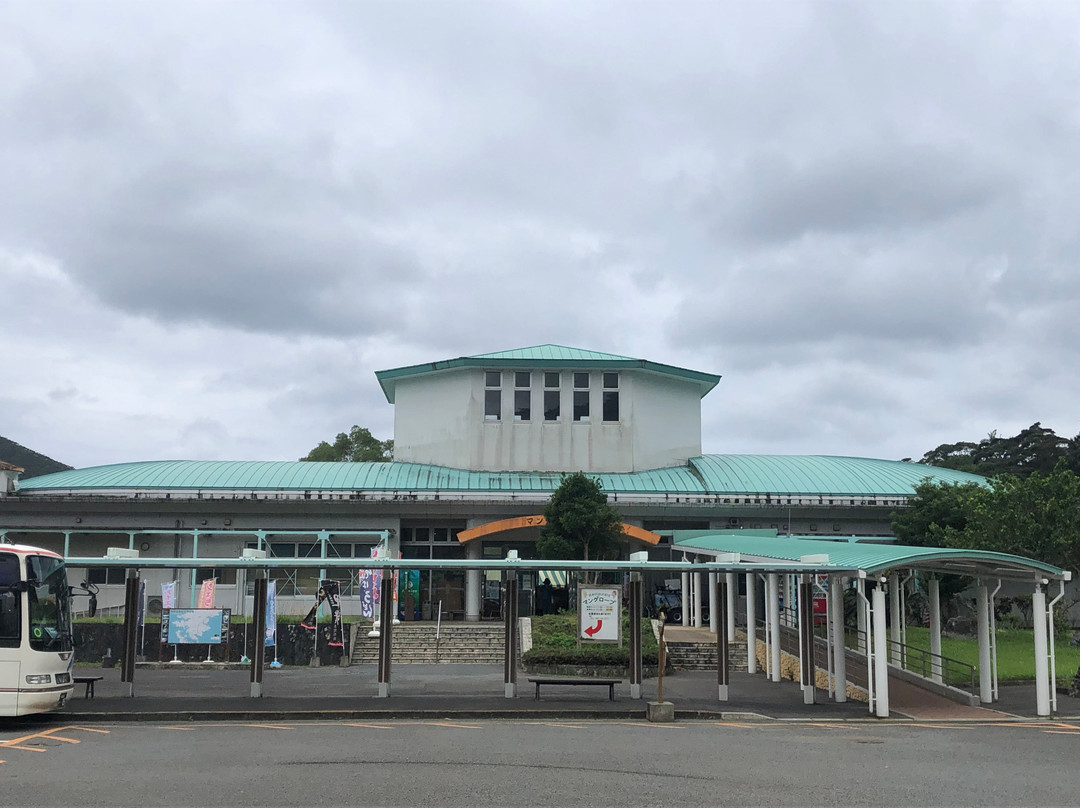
(73, 675, 103, 699)
(527, 677, 620, 701)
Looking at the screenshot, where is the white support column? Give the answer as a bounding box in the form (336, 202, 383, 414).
(1033, 584, 1050, 717)
(681, 569, 690, 627)
(767, 573, 781, 682)
(872, 583, 890, 718)
(928, 577, 942, 682)
(465, 541, 482, 622)
(830, 575, 847, 702)
(726, 573, 736, 640)
(888, 573, 902, 666)
(692, 570, 703, 628)
(745, 573, 758, 675)
(976, 583, 993, 704)
(708, 573, 718, 634)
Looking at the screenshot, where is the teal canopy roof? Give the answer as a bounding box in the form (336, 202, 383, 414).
(375, 344, 721, 402)
(672, 531, 1069, 581)
(17, 455, 985, 497)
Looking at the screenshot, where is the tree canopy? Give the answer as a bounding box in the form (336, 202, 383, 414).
(299, 426, 393, 462)
(537, 472, 625, 563)
(919, 422, 1078, 478)
(891, 461, 1080, 572)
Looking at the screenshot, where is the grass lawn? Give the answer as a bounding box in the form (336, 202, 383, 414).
(904, 626, 1080, 686)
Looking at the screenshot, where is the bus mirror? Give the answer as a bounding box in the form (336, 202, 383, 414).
(88, 595, 97, 618)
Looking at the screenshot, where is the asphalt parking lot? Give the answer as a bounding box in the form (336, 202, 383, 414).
(4, 717, 1080, 806)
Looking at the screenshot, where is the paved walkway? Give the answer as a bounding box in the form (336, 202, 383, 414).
(27, 662, 1078, 724)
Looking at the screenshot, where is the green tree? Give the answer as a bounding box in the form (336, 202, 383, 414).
(299, 426, 393, 462)
(891, 479, 988, 547)
(891, 479, 987, 605)
(537, 473, 625, 568)
(960, 461, 1080, 573)
(896, 463, 1080, 573)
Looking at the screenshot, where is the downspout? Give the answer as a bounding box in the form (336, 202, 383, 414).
(1048, 579, 1065, 714)
(990, 579, 1002, 701)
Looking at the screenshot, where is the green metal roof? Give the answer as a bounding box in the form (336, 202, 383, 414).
(375, 344, 721, 402)
(691, 455, 986, 495)
(16, 455, 983, 497)
(672, 531, 1069, 581)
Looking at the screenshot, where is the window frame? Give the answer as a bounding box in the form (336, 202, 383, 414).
(484, 370, 502, 421)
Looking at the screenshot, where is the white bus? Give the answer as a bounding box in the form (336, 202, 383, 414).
(0, 544, 75, 716)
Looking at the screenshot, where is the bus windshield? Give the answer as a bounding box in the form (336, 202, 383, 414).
(26, 555, 73, 653)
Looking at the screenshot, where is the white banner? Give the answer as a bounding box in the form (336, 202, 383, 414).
(161, 581, 178, 609)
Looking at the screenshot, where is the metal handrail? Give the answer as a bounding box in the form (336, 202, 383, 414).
(843, 627, 976, 694)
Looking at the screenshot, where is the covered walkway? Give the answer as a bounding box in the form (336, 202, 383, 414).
(672, 532, 1072, 718)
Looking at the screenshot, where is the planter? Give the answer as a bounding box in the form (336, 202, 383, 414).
(522, 663, 660, 678)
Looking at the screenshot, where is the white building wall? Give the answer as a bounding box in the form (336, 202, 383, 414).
(392, 372, 477, 468)
(392, 366, 704, 473)
(629, 373, 702, 470)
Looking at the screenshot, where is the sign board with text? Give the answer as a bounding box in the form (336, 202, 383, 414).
(578, 587, 621, 644)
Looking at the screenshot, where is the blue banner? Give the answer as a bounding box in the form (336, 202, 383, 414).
(136, 579, 146, 627)
(264, 580, 277, 647)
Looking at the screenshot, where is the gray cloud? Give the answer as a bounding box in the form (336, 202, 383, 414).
(0, 1, 1077, 469)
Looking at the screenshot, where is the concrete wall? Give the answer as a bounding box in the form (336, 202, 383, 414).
(392, 366, 703, 473)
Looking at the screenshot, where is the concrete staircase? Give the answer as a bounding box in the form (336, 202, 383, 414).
(663, 627, 750, 672)
(349, 621, 506, 665)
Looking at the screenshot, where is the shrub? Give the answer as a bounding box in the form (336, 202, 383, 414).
(523, 613, 658, 665)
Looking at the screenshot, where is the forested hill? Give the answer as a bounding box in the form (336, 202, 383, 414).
(919, 422, 1080, 478)
(0, 436, 73, 479)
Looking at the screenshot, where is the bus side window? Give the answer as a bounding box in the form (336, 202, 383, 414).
(0, 553, 20, 646)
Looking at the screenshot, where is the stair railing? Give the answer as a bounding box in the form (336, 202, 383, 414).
(434, 599, 442, 663)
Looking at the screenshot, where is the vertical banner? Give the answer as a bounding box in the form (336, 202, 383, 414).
(161, 581, 178, 609)
(392, 551, 401, 618)
(300, 580, 343, 646)
(198, 578, 216, 608)
(399, 569, 420, 620)
(264, 580, 277, 648)
(136, 579, 146, 628)
(358, 567, 374, 619)
(370, 546, 382, 616)
(323, 580, 343, 647)
(301, 583, 325, 630)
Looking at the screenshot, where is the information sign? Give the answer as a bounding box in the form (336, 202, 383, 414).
(160, 608, 231, 645)
(578, 587, 621, 643)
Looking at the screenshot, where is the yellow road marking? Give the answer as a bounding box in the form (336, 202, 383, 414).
(420, 722, 480, 729)
(977, 723, 1041, 729)
(1044, 730, 1080, 736)
(5, 745, 47, 752)
(1, 726, 85, 748)
(624, 722, 685, 729)
(246, 724, 291, 730)
(343, 723, 394, 730)
(713, 722, 759, 728)
(523, 722, 586, 729)
(904, 723, 971, 730)
(45, 735, 80, 744)
(160, 726, 199, 731)
(73, 727, 110, 735)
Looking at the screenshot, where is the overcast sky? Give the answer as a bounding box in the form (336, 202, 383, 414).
(2, 1, 1077, 470)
